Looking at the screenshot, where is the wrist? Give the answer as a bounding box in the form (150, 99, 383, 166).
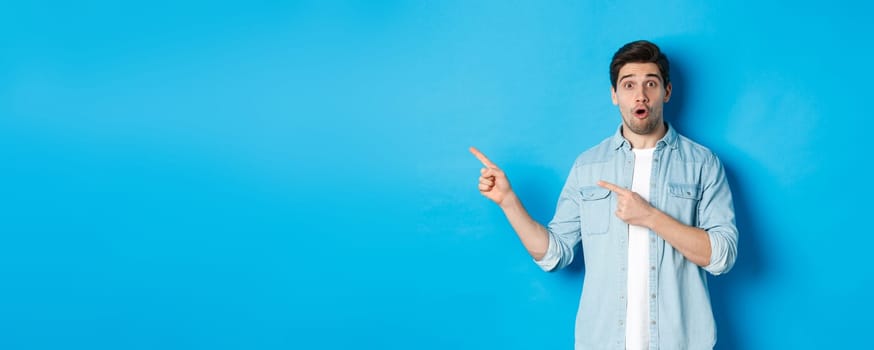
(645, 207, 665, 231)
(498, 191, 520, 211)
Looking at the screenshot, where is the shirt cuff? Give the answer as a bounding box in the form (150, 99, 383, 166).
(704, 230, 729, 275)
(533, 233, 560, 271)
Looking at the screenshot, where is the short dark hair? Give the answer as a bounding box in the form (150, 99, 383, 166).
(610, 40, 670, 90)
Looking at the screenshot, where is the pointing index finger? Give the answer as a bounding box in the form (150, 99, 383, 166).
(597, 180, 629, 195)
(469, 146, 498, 168)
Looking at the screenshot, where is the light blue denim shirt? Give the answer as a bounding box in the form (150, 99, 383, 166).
(536, 124, 738, 350)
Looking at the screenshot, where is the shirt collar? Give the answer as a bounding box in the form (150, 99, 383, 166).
(611, 122, 679, 151)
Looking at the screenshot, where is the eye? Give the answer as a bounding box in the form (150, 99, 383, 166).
(624, 82, 634, 89)
(646, 81, 657, 88)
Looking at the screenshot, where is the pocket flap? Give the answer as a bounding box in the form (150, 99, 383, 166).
(668, 183, 702, 200)
(580, 186, 611, 201)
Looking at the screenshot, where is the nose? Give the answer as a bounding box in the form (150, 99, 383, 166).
(635, 87, 649, 103)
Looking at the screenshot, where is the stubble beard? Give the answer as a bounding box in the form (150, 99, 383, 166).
(623, 111, 661, 136)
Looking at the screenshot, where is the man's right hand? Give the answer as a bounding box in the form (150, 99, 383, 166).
(469, 146, 549, 261)
(470, 146, 514, 207)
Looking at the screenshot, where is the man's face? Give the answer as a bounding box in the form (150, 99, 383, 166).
(611, 62, 672, 137)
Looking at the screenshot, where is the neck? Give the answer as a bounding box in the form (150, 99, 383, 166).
(622, 122, 667, 149)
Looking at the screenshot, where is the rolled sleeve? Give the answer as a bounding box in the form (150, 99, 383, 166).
(700, 155, 739, 276)
(534, 233, 561, 271)
(704, 227, 738, 275)
(533, 161, 583, 272)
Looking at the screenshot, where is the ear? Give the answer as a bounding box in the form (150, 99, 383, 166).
(664, 82, 672, 103)
(611, 86, 618, 105)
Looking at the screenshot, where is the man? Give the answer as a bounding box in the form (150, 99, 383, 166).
(470, 40, 738, 349)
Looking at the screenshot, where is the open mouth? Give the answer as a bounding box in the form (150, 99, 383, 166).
(634, 107, 648, 118)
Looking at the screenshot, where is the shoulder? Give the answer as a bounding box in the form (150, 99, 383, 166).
(674, 133, 721, 164)
(672, 133, 727, 174)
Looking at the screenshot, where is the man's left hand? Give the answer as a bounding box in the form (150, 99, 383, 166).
(598, 180, 656, 228)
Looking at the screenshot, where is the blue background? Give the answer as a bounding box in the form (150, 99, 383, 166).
(1, 1, 870, 349)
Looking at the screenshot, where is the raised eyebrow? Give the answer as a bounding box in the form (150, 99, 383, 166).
(619, 73, 663, 84)
(645, 73, 663, 82)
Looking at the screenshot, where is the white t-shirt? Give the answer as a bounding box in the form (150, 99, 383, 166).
(626, 148, 654, 350)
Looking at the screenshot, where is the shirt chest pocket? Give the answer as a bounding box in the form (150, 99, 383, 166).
(579, 186, 611, 235)
(667, 182, 702, 225)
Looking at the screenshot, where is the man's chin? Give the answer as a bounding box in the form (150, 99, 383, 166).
(624, 119, 660, 136)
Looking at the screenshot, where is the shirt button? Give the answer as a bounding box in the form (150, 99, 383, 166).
(651, 320, 657, 325)
(650, 266, 656, 271)
(651, 294, 656, 299)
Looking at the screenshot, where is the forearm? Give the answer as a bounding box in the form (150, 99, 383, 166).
(647, 209, 712, 267)
(499, 192, 550, 260)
